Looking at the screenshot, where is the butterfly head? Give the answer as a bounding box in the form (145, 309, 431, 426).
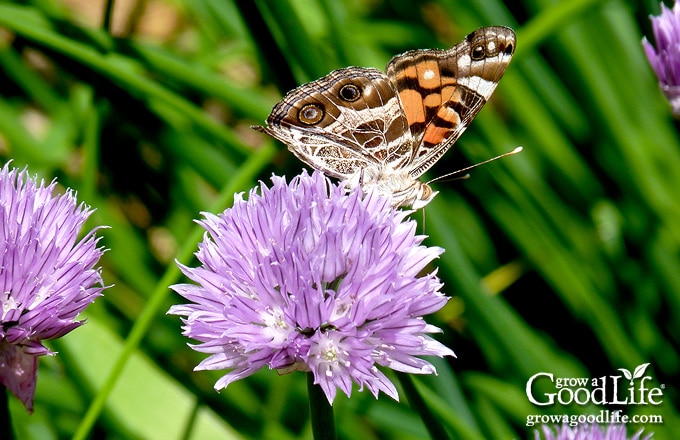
(346, 169, 438, 209)
(396, 181, 438, 210)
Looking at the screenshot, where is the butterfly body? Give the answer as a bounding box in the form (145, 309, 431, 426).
(255, 26, 515, 208)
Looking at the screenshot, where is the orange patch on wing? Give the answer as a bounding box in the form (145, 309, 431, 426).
(441, 75, 457, 86)
(423, 93, 442, 109)
(415, 60, 441, 89)
(437, 107, 460, 124)
(422, 106, 460, 145)
(436, 105, 460, 125)
(399, 89, 426, 125)
(397, 65, 419, 82)
(440, 85, 458, 103)
(423, 125, 449, 146)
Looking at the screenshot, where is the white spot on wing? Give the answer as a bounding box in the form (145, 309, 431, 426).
(457, 76, 496, 97)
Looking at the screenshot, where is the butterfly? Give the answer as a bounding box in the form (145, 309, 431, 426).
(254, 26, 516, 208)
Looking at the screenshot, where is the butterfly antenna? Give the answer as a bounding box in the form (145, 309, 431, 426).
(426, 146, 523, 185)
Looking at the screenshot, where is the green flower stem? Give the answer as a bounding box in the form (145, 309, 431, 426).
(307, 373, 336, 440)
(397, 373, 449, 440)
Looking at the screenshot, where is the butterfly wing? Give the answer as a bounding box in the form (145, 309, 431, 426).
(254, 67, 413, 180)
(386, 26, 515, 177)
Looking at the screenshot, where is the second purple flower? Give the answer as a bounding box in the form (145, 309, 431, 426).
(643, 0, 680, 115)
(0, 163, 107, 412)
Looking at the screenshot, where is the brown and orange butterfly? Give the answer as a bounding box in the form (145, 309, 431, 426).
(254, 26, 516, 208)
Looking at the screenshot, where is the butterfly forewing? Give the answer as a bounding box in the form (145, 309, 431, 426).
(386, 26, 515, 178)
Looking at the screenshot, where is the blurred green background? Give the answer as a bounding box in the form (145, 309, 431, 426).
(0, 0, 678, 438)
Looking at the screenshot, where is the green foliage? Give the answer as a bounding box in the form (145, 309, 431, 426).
(0, 0, 678, 438)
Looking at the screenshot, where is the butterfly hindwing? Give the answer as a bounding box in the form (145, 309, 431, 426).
(254, 67, 413, 180)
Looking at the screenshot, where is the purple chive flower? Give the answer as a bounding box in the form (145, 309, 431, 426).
(169, 170, 454, 404)
(643, 0, 680, 115)
(535, 424, 652, 440)
(0, 163, 106, 412)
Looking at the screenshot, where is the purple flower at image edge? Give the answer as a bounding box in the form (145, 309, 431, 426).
(0, 163, 107, 412)
(169, 170, 455, 404)
(643, 0, 680, 115)
(535, 424, 653, 440)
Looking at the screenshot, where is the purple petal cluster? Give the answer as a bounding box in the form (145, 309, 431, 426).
(535, 424, 652, 440)
(643, 1, 680, 114)
(169, 170, 454, 403)
(0, 163, 106, 412)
